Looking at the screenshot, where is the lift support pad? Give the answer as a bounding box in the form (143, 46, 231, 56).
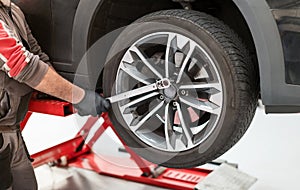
(195, 164, 257, 190)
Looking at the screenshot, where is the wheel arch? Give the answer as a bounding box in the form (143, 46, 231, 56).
(71, 0, 181, 89)
(72, 0, 102, 65)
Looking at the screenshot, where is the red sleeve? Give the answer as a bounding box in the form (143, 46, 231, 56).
(0, 20, 49, 87)
(0, 20, 30, 77)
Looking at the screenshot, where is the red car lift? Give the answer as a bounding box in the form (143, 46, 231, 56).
(21, 97, 212, 190)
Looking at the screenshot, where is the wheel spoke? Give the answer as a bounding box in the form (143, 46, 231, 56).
(164, 103, 176, 150)
(165, 34, 177, 78)
(179, 96, 221, 115)
(116, 31, 224, 152)
(130, 46, 163, 79)
(120, 62, 151, 85)
(176, 42, 196, 84)
(179, 82, 222, 93)
(130, 101, 165, 132)
(175, 102, 194, 148)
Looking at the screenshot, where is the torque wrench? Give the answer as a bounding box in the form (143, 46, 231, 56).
(106, 78, 170, 104)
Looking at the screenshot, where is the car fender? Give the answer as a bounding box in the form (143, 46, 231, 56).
(72, 0, 102, 66)
(233, 0, 300, 110)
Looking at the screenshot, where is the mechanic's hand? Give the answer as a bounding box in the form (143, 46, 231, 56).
(73, 90, 111, 117)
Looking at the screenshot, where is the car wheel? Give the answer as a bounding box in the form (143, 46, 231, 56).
(103, 10, 259, 168)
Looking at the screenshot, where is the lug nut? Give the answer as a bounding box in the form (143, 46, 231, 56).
(181, 90, 186, 95)
(159, 95, 165, 100)
(173, 101, 177, 107)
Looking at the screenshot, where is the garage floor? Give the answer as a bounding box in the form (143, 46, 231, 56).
(35, 166, 167, 190)
(22, 106, 300, 190)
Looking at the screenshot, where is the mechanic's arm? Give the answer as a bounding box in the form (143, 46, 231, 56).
(0, 20, 110, 116)
(27, 66, 111, 117)
(34, 68, 84, 104)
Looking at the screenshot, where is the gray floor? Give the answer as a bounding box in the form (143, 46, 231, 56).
(22, 106, 300, 190)
(35, 165, 167, 190)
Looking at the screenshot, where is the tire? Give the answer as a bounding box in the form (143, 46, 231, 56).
(103, 9, 259, 168)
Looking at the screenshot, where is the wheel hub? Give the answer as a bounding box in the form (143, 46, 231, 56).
(163, 84, 177, 99)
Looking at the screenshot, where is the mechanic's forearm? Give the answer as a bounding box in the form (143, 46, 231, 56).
(34, 67, 85, 104)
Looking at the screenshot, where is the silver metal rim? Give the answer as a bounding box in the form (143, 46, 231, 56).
(115, 32, 223, 152)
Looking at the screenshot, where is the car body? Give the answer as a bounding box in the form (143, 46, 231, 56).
(13, 0, 300, 114)
(8, 0, 300, 168)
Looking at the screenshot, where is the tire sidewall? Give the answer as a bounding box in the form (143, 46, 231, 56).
(104, 14, 239, 167)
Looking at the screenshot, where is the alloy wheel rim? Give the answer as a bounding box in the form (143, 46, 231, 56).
(114, 32, 223, 152)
